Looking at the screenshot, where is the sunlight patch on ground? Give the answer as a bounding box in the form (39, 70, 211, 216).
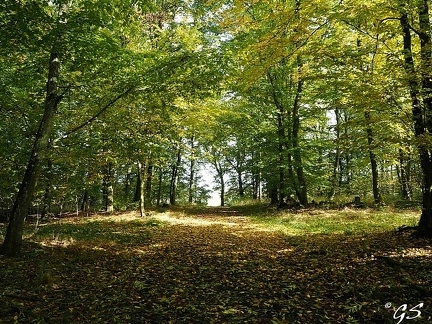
(153, 213, 243, 227)
(86, 211, 142, 222)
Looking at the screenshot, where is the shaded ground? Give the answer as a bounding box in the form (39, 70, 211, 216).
(1, 206, 432, 323)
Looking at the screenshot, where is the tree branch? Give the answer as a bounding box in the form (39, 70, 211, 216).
(53, 86, 135, 143)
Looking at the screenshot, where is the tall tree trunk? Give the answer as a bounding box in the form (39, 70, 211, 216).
(270, 187, 278, 205)
(124, 167, 132, 200)
(292, 57, 308, 206)
(134, 166, 142, 202)
(103, 163, 114, 213)
(220, 180, 225, 207)
(170, 146, 182, 205)
(41, 159, 53, 220)
(340, 112, 352, 189)
(400, 8, 432, 236)
(137, 161, 145, 217)
(218, 166, 225, 207)
(268, 72, 286, 207)
(237, 170, 244, 197)
(329, 108, 341, 200)
(417, 0, 432, 233)
(1, 53, 61, 256)
(188, 137, 195, 204)
(398, 149, 411, 200)
(365, 110, 383, 205)
(146, 162, 153, 205)
(156, 168, 163, 207)
(213, 160, 225, 207)
(81, 190, 89, 213)
(251, 151, 262, 200)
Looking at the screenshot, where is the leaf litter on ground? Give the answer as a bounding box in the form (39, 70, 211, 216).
(0, 206, 431, 323)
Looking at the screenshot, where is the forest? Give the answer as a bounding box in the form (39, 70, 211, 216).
(0, 0, 432, 322)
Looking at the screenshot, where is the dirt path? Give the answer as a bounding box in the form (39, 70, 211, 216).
(148, 206, 290, 264)
(126, 207, 432, 323)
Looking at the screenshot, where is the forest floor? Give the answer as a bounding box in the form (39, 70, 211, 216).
(1, 205, 432, 323)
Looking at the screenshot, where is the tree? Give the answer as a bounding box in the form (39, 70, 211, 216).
(399, 0, 432, 235)
(1, 52, 62, 256)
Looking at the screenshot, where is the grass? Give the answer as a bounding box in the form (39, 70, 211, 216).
(16, 212, 168, 249)
(248, 207, 420, 235)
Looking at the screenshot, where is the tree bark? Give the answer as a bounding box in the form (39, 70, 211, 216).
(400, 8, 432, 235)
(329, 108, 341, 200)
(237, 169, 245, 197)
(1, 53, 62, 256)
(188, 137, 195, 204)
(134, 166, 142, 202)
(268, 72, 286, 207)
(170, 145, 182, 205)
(416, 0, 432, 233)
(40, 159, 53, 220)
(137, 161, 145, 217)
(156, 168, 163, 207)
(292, 57, 308, 206)
(124, 167, 132, 200)
(365, 110, 383, 205)
(81, 190, 89, 213)
(398, 149, 411, 200)
(146, 162, 153, 205)
(102, 162, 114, 213)
(213, 159, 226, 207)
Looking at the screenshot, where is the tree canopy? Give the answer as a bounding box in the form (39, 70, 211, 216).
(1, 0, 432, 255)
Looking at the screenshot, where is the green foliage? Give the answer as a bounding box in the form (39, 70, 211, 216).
(1, 0, 430, 250)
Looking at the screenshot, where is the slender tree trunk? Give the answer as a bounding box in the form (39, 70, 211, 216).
(365, 110, 383, 205)
(220, 180, 225, 207)
(237, 170, 244, 197)
(252, 175, 261, 200)
(251, 151, 262, 200)
(292, 57, 308, 205)
(156, 168, 163, 207)
(170, 146, 182, 205)
(268, 72, 286, 206)
(134, 166, 142, 202)
(40, 159, 53, 220)
(137, 161, 145, 217)
(81, 190, 89, 213)
(329, 108, 341, 200)
(398, 149, 411, 200)
(103, 163, 114, 213)
(188, 137, 195, 204)
(146, 162, 153, 205)
(218, 168, 225, 207)
(1, 53, 61, 256)
(124, 167, 132, 200)
(188, 160, 195, 204)
(213, 160, 225, 207)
